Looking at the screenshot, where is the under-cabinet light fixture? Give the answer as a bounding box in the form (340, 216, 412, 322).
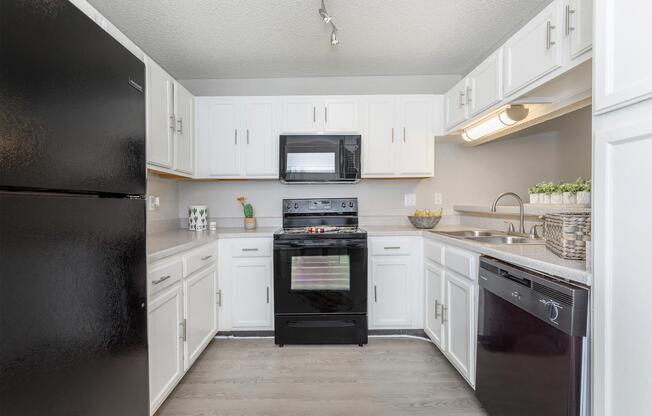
(462, 105, 529, 142)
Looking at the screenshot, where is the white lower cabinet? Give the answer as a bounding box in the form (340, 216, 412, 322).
(444, 271, 475, 385)
(424, 261, 445, 349)
(148, 242, 219, 415)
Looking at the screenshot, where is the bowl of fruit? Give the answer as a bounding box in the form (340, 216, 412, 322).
(408, 209, 443, 229)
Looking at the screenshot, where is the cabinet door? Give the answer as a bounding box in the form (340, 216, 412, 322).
(397, 96, 434, 177)
(468, 50, 503, 117)
(324, 96, 359, 132)
(184, 268, 217, 370)
(174, 82, 194, 175)
(231, 258, 273, 329)
(370, 256, 411, 328)
(148, 284, 184, 414)
(242, 98, 278, 178)
(444, 271, 475, 386)
(202, 99, 241, 177)
(566, 0, 592, 59)
(362, 96, 397, 177)
(595, 0, 652, 114)
(281, 96, 322, 133)
(146, 58, 174, 168)
(424, 262, 445, 350)
(504, 1, 562, 96)
(444, 79, 468, 129)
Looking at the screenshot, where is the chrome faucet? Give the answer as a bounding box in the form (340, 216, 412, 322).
(491, 192, 525, 234)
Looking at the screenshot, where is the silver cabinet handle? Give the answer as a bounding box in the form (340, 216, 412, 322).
(466, 86, 473, 105)
(176, 117, 183, 134)
(403, 127, 406, 143)
(313, 106, 316, 123)
(246, 128, 250, 144)
(152, 275, 171, 285)
(234, 129, 238, 145)
(201, 255, 213, 261)
(458, 90, 465, 108)
(441, 304, 447, 325)
(374, 285, 377, 302)
(434, 299, 441, 320)
(391, 127, 394, 143)
(546, 20, 556, 49)
(169, 115, 176, 131)
(565, 4, 576, 36)
(325, 106, 328, 124)
(179, 319, 187, 341)
(217, 289, 222, 306)
(266, 287, 270, 304)
(383, 246, 401, 250)
(242, 248, 259, 252)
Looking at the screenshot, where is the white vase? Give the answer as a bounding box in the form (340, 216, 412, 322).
(562, 192, 576, 205)
(529, 194, 539, 204)
(577, 191, 591, 205)
(540, 194, 551, 204)
(551, 193, 563, 204)
(188, 205, 208, 231)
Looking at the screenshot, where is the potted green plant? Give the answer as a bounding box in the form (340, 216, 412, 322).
(528, 184, 540, 204)
(237, 196, 256, 230)
(550, 182, 563, 204)
(538, 181, 554, 204)
(559, 182, 577, 205)
(576, 178, 591, 205)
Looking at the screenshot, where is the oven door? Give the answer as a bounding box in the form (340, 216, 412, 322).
(279, 135, 360, 183)
(274, 238, 367, 314)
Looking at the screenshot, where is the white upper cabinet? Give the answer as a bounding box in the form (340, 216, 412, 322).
(504, 1, 563, 96)
(595, 0, 652, 114)
(362, 95, 438, 178)
(467, 50, 503, 117)
(565, 0, 592, 59)
(397, 96, 435, 176)
(195, 97, 278, 179)
(323, 96, 359, 132)
(361, 96, 397, 176)
(281, 96, 322, 133)
(174, 82, 194, 175)
(445, 79, 469, 129)
(241, 98, 279, 178)
(146, 58, 174, 169)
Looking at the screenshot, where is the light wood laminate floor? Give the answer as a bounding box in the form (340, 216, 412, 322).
(156, 337, 488, 416)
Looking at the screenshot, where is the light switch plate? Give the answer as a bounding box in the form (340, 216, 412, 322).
(434, 193, 443, 205)
(404, 194, 416, 207)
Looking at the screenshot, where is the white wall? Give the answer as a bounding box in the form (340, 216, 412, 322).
(147, 173, 180, 233)
(180, 74, 460, 96)
(177, 107, 591, 226)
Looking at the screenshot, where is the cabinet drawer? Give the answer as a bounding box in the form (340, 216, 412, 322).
(424, 239, 445, 266)
(148, 259, 183, 296)
(444, 246, 476, 280)
(231, 239, 271, 257)
(186, 246, 217, 276)
(370, 237, 412, 256)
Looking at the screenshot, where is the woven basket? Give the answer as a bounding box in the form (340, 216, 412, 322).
(543, 212, 591, 260)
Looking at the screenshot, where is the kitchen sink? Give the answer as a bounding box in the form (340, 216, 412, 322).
(433, 230, 545, 245)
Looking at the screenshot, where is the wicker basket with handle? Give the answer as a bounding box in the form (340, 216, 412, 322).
(543, 212, 591, 260)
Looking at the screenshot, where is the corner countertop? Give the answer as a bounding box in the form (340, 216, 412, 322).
(366, 224, 591, 286)
(147, 227, 278, 263)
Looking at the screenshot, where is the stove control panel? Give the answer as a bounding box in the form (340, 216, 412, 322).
(283, 198, 358, 214)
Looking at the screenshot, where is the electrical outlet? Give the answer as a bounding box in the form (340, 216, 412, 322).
(148, 195, 160, 211)
(404, 193, 416, 207)
(434, 193, 443, 205)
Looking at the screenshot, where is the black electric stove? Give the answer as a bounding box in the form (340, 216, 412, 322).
(273, 198, 368, 346)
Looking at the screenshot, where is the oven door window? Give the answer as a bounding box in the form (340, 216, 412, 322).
(286, 152, 336, 174)
(291, 255, 350, 291)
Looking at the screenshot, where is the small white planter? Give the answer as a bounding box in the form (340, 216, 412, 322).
(563, 192, 577, 205)
(551, 193, 563, 204)
(540, 194, 551, 204)
(529, 194, 539, 204)
(577, 191, 591, 205)
(188, 205, 208, 231)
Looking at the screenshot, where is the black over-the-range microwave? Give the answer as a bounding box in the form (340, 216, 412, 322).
(279, 135, 361, 184)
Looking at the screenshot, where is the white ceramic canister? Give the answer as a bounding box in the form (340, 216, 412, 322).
(188, 205, 208, 231)
(540, 194, 551, 204)
(550, 193, 563, 204)
(529, 194, 539, 204)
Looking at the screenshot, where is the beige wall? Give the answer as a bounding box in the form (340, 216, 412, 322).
(176, 107, 591, 223)
(147, 173, 180, 233)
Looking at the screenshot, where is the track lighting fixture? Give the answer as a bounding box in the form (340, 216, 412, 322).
(318, 0, 339, 46)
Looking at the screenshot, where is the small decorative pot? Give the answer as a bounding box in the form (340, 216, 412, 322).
(529, 194, 539, 204)
(562, 192, 577, 205)
(540, 194, 551, 204)
(188, 205, 208, 231)
(244, 217, 257, 230)
(576, 191, 591, 205)
(551, 193, 563, 204)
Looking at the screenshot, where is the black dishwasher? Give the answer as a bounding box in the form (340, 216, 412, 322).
(476, 257, 589, 416)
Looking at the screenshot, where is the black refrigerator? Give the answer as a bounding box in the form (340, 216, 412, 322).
(0, 1, 149, 415)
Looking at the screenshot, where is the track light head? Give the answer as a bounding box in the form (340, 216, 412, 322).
(330, 28, 339, 46)
(319, 0, 331, 23)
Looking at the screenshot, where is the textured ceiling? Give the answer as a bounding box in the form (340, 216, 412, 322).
(87, 0, 550, 79)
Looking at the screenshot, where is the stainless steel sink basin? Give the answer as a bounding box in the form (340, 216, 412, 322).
(438, 230, 506, 238)
(470, 235, 545, 245)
